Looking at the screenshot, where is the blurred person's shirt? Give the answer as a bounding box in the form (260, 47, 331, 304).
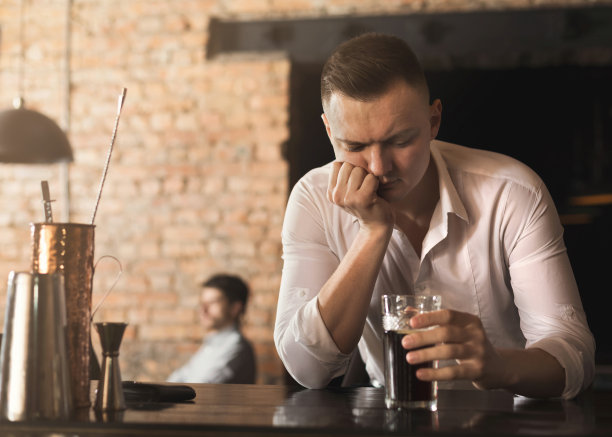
(167, 325, 256, 384)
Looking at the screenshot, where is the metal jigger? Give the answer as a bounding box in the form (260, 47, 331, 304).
(94, 322, 127, 412)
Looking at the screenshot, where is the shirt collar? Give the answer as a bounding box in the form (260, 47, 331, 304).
(430, 140, 468, 223)
(205, 324, 239, 344)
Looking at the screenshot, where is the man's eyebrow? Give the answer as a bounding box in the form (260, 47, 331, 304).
(336, 128, 420, 147)
(381, 128, 420, 144)
(335, 137, 369, 147)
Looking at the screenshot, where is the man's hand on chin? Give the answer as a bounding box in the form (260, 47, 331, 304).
(327, 161, 395, 231)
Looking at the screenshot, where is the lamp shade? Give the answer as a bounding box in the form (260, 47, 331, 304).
(0, 106, 73, 164)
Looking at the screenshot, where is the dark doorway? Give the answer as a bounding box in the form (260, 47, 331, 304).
(286, 63, 331, 189)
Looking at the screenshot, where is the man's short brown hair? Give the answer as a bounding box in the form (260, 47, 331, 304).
(203, 274, 249, 315)
(320, 33, 429, 108)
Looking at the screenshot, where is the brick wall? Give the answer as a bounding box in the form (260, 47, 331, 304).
(0, 0, 610, 385)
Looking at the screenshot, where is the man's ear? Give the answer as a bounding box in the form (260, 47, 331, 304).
(429, 99, 443, 140)
(229, 301, 244, 321)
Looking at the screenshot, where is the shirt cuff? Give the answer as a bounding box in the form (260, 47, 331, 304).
(528, 337, 589, 399)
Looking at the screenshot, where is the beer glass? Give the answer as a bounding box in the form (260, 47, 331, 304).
(381, 294, 441, 411)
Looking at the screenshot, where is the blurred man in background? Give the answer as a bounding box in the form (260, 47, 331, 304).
(168, 274, 256, 384)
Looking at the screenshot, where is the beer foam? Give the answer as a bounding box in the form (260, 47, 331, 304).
(393, 326, 436, 334)
(382, 314, 406, 332)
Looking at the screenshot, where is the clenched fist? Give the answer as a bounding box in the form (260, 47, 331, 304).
(327, 161, 395, 232)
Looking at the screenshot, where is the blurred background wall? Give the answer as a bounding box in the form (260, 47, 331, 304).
(0, 0, 610, 385)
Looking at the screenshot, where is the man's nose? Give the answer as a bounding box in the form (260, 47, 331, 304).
(368, 145, 391, 176)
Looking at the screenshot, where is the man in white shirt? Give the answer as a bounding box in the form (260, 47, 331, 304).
(274, 33, 595, 399)
(168, 274, 256, 384)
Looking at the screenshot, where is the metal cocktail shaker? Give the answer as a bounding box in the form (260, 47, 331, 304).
(0, 272, 73, 421)
(30, 222, 97, 409)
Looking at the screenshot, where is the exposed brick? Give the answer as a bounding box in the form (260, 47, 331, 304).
(150, 308, 198, 325)
(140, 323, 200, 341)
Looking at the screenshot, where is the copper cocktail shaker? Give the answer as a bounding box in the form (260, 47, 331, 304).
(30, 222, 95, 409)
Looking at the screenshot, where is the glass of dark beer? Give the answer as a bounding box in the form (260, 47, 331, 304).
(382, 294, 441, 411)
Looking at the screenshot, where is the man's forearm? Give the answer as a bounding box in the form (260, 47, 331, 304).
(317, 225, 392, 354)
(476, 348, 565, 398)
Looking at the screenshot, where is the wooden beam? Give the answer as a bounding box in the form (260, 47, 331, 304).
(207, 6, 612, 68)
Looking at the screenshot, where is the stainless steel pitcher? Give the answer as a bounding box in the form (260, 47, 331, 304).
(0, 271, 73, 421)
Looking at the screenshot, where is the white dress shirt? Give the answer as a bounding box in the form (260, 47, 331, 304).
(274, 140, 595, 399)
(167, 325, 255, 384)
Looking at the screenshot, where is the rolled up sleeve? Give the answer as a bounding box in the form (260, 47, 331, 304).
(506, 182, 596, 399)
(274, 177, 351, 388)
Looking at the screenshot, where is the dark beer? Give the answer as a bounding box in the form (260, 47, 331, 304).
(383, 329, 435, 408)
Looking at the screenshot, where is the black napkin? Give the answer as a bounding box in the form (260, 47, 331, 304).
(122, 381, 196, 403)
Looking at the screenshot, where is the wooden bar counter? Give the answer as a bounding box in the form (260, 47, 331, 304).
(2, 378, 612, 436)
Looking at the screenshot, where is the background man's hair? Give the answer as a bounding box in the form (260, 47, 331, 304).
(203, 274, 250, 311)
(320, 32, 429, 107)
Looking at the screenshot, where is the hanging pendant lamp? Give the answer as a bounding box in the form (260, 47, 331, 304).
(0, 97, 73, 163)
(0, 0, 73, 164)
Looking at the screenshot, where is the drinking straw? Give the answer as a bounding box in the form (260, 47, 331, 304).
(90, 88, 127, 225)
